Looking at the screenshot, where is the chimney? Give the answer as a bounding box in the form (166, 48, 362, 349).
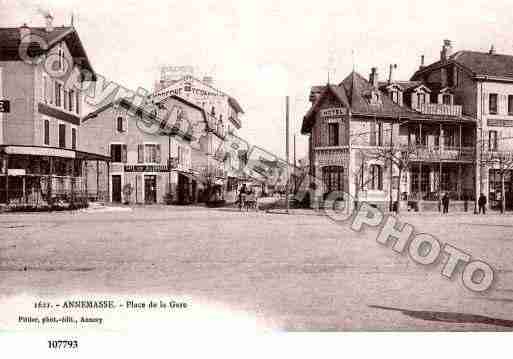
(440, 39, 452, 62)
(489, 44, 496, 55)
(369, 67, 379, 88)
(19, 23, 30, 39)
(419, 55, 425, 69)
(388, 64, 397, 84)
(203, 76, 213, 85)
(44, 13, 54, 32)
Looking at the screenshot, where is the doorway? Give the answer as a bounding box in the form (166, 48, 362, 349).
(112, 175, 122, 203)
(144, 175, 157, 204)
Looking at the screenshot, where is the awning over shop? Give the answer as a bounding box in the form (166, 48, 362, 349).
(0, 145, 110, 162)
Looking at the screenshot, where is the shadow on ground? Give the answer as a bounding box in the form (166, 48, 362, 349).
(369, 305, 513, 329)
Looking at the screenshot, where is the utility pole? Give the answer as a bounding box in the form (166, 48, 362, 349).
(286, 96, 290, 214)
(293, 133, 296, 193)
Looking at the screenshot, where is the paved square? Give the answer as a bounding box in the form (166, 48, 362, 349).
(0, 207, 512, 330)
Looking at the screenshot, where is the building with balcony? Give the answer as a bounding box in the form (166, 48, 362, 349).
(0, 20, 109, 208)
(412, 40, 513, 210)
(302, 60, 477, 211)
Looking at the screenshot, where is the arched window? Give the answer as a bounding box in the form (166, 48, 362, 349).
(322, 166, 344, 195)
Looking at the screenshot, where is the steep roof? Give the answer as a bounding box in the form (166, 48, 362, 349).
(339, 72, 418, 118)
(412, 50, 513, 81)
(0, 26, 95, 76)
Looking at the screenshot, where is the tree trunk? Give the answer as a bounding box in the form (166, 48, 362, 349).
(396, 168, 403, 214)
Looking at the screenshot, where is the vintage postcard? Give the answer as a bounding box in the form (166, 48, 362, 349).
(0, 0, 512, 356)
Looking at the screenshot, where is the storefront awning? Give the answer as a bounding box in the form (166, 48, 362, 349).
(0, 145, 110, 161)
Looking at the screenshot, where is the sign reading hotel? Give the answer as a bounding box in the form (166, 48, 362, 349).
(320, 107, 346, 121)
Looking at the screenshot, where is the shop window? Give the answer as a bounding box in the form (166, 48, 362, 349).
(58, 123, 66, 148)
(72, 128, 77, 150)
(144, 144, 160, 163)
(328, 123, 339, 146)
(370, 164, 383, 190)
(111, 144, 127, 163)
(489, 130, 498, 151)
(116, 116, 125, 132)
(489, 93, 498, 114)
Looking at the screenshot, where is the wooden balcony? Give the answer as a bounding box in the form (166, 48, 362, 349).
(411, 145, 474, 162)
(416, 103, 462, 117)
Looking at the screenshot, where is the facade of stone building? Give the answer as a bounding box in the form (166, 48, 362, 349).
(411, 41, 513, 211)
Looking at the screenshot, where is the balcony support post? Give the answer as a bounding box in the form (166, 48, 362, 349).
(418, 162, 422, 201)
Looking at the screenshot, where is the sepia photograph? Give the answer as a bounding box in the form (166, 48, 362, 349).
(0, 0, 512, 356)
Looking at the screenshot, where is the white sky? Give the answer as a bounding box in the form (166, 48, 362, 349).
(2, 0, 513, 159)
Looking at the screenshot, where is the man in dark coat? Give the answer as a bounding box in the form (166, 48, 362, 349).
(478, 193, 487, 214)
(442, 193, 450, 214)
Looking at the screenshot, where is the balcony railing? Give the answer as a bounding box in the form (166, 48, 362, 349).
(411, 145, 474, 161)
(416, 103, 462, 117)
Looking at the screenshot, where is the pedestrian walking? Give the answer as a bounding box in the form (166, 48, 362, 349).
(442, 193, 450, 214)
(478, 193, 487, 214)
(238, 184, 247, 211)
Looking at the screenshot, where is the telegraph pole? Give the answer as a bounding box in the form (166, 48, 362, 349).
(286, 96, 290, 213)
(293, 133, 297, 193)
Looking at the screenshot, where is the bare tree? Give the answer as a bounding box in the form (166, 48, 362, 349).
(368, 144, 419, 213)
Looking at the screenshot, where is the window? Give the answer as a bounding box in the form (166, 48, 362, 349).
(44, 119, 50, 145)
(489, 130, 498, 151)
(417, 92, 427, 106)
(110, 144, 127, 163)
(211, 106, 216, 117)
(328, 123, 339, 146)
(58, 123, 66, 148)
(68, 90, 74, 112)
(392, 91, 398, 103)
(144, 144, 160, 163)
(370, 164, 383, 190)
(71, 128, 77, 149)
(322, 166, 344, 194)
(58, 43, 64, 70)
(116, 116, 125, 132)
(178, 145, 185, 165)
(55, 82, 62, 107)
(442, 94, 452, 105)
(508, 95, 513, 115)
(75, 91, 80, 114)
(184, 82, 191, 92)
(489, 93, 498, 114)
(377, 122, 383, 146)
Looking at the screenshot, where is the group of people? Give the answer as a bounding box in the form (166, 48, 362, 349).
(440, 192, 488, 214)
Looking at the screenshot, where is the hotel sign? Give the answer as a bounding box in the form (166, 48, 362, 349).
(320, 107, 346, 120)
(0, 100, 10, 113)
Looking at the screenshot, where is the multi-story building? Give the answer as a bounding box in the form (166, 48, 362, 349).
(0, 20, 109, 206)
(411, 40, 513, 210)
(153, 74, 245, 202)
(302, 53, 477, 211)
(80, 96, 208, 204)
